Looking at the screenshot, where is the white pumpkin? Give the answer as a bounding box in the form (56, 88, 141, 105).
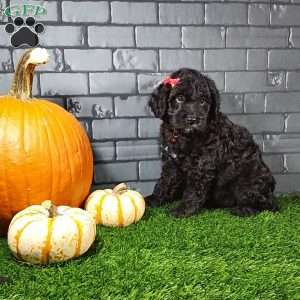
(85, 183, 145, 227)
(7, 200, 96, 265)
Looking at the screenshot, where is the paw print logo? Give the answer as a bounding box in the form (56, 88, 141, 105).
(5, 17, 44, 47)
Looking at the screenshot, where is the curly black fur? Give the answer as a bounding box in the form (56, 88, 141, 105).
(146, 68, 279, 218)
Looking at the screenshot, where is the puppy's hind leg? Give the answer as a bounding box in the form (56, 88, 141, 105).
(230, 189, 278, 217)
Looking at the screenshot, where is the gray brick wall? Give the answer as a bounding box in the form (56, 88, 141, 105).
(2, 0, 300, 194)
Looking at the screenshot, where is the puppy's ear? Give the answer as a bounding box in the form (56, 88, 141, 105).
(148, 84, 169, 119)
(206, 77, 221, 121)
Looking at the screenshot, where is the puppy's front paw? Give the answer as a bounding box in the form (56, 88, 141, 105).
(169, 207, 186, 218)
(144, 194, 162, 208)
(230, 207, 259, 217)
(169, 203, 199, 218)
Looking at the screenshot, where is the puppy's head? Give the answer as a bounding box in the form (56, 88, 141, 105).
(149, 68, 220, 134)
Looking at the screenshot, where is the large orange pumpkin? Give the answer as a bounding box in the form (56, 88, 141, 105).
(0, 48, 93, 236)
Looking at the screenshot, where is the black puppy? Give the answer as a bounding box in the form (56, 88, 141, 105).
(146, 68, 278, 217)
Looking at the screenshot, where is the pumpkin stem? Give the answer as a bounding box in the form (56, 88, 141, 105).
(113, 183, 128, 194)
(41, 200, 58, 218)
(9, 48, 49, 99)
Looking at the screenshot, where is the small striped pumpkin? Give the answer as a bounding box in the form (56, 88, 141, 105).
(85, 183, 145, 227)
(7, 201, 96, 265)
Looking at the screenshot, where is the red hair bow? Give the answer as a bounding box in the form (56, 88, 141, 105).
(162, 76, 180, 88)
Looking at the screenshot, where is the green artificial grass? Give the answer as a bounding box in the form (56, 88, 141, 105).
(0, 195, 300, 300)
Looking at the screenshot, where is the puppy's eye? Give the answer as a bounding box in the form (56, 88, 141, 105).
(199, 98, 206, 105)
(176, 96, 185, 103)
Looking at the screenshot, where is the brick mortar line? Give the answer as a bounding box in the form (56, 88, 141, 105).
(96, 154, 284, 161)
(155, 1, 159, 25)
(224, 25, 228, 48)
(203, 3, 206, 25)
(243, 49, 247, 70)
(3, 69, 300, 73)
(263, 93, 267, 113)
(92, 180, 156, 185)
(87, 67, 91, 95)
(134, 119, 139, 144)
(8, 46, 13, 72)
(85, 119, 92, 138)
(180, 26, 183, 48)
(113, 141, 117, 161)
(156, 49, 161, 72)
(136, 160, 140, 181)
(1, 3, 300, 24)
(33, 24, 300, 27)
(263, 133, 300, 136)
(288, 26, 292, 48)
(111, 94, 116, 116)
(60, 48, 66, 72)
(3, 46, 300, 50)
(246, 2, 250, 25)
(263, 150, 300, 153)
(31, 89, 300, 95)
(79, 111, 300, 116)
(2, 22, 300, 27)
(29, 92, 300, 98)
(283, 70, 288, 92)
(36, 73, 41, 96)
(54, 0, 300, 4)
(92, 138, 160, 143)
(92, 139, 300, 145)
(32, 70, 300, 73)
(264, 49, 269, 71)
(268, 1, 272, 26)
(94, 174, 300, 184)
(96, 159, 152, 164)
(93, 138, 160, 143)
(93, 138, 159, 143)
(82, 25, 88, 48)
(108, 0, 112, 24)
(276, 172, 300, 175)
(133, 25, 137, 48)
(96, 159, 160, 164)
(57, 0, 62, 22)
(90, 134, 293, 142)
(39, 1, 299, 3)
(30, 91, 300, 96)
(283, 154, 288, 172)
(284, 113, 288, 133)
(95, 155, 283, 162)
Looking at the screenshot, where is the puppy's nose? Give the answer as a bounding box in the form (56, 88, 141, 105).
(186, 116, 197, 121)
